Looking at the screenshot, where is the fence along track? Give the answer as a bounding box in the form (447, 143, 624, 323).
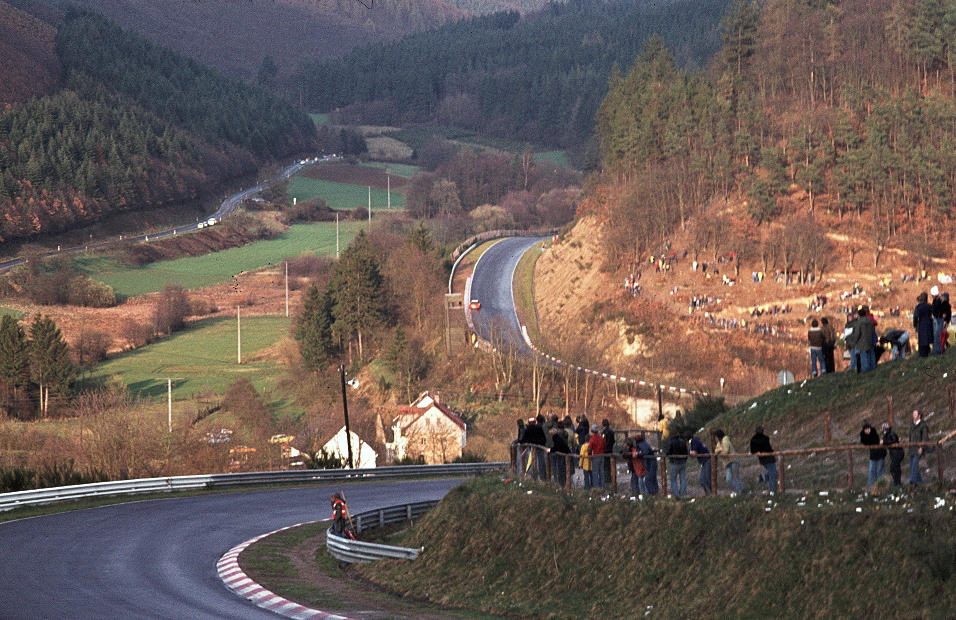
(0, 462, 506, 512)
(325, 500, 438, 563)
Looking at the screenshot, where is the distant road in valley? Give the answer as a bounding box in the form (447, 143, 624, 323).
(0, 155, 337, 274)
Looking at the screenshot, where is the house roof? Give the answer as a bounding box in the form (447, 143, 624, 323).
(394, 401, 466, 432)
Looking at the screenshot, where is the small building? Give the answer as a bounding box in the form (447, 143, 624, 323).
(387, 391, 467, 464)
(321, 426, 378, 469)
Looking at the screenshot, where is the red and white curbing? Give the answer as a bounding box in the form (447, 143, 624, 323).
(217, 520, 353, 620)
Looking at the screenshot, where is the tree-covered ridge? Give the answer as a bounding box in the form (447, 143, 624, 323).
(0, 82, 251, 240)
(56, 10, 315, 159)
(299, 0, 729, 149)
(592, 0, 956, 270)
(0, 9, 317, 243)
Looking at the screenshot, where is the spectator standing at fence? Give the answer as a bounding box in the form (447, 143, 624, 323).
(689, 434, 711, 494)
(914, 292, 934, 357)
(860, 421, 886, 488)
(908, 409, 930, 485)
(601, 418, 615, 488)
(882, 423, 904, 486)
(523, 417, 547, 481)
(575, 415, 590, 447)
(808, 319, 826, 377)
(715, 429, 743, 494)
(588, 424, 606, 489)
(749, 426, 778, 494)
(636, 433, 659, 495)
(627, 436, 647, 494)
(514, 419, 526, 444)
(821, 317, 837, 373)
(665, 433, 689, 497)
(550, 425, 571, 486)
(579, 440, 592, 489)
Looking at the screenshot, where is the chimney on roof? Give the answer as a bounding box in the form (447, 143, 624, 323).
(434, 392, 440, 405)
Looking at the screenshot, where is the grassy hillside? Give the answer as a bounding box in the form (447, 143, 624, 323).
(86, 314, 293, 409)
(358, 476, 955, 618)
(74, 220, 362, 298)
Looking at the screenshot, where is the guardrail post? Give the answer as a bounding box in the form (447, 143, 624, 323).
(710, 431, 719, 495)
(778, 455, 786, 493)
(937, 442, 944, 485)
(379, 509, 385, 528)
(661, 455, 668, 497)
(565, 454, 572, 490)
(609, 454, 617, 489)
(846, 449, 853, 489)
(407, 504, 413, 521)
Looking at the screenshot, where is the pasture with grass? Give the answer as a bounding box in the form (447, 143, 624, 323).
(75, 221, 361, 297)
(287, 176, 405, 211)
(85, 315, 295, 413)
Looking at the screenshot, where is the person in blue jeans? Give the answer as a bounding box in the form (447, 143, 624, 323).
(714, 429, 743, 494)
(689, 434, 712, 494)
(908, 409, 930, 485)
(749, 426, 778, 494)
(636, 433, 658, 495)
(665, 433, 689, 497)
(860, 421, 886, 488)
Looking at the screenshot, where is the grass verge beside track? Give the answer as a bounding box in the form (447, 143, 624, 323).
(357, 475, 955, 618)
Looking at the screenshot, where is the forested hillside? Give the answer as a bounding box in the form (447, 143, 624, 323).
(0, 8, 315, 243)
(0, 1, 59, 105)
(60, 0, 468, 87)
(592, 0, 956, 271)
(299, 0, 729, 151)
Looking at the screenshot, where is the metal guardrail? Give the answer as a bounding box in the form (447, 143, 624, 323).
(0, 462, 506, 512)
(325, 500, 437, 563)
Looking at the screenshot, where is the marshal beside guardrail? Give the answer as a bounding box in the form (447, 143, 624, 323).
(325, 499, 438, 563)
(0, 462, 506, 512)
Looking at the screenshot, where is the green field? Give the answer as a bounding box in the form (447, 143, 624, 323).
(361, 161, 420, 178)
(287, 176, 405, 211)
(86, 314, 296, 413)
(309, 112, 329, 126)
(534, 150, 570, 167)
(0, 307, 23, 320)
(74, 220, 363, 297)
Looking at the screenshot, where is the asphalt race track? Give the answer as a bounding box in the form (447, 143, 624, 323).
(0, 478, 462, 619)
(469, 236, 548, 352)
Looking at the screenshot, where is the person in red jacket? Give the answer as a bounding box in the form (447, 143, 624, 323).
(330, 492, 355, 540)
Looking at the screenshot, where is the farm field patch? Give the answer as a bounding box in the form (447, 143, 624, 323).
(288, 176, 405, 211)
(86, 314, 294, 411)
(75, 220, 362, 298)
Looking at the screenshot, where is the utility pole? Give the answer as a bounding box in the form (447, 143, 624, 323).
(338, 365, 354, 468)
(386, 169, 391, 210)
(336, 212, 340, 258)
(237, 306, 242, 365)
(284, 260, 289, 318)
(160, 378, 183, 432)
(367, 185, 371, 233)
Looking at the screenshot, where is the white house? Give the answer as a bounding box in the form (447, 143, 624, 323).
(387, 391, 467, 464)
(321, 426, 377, 469)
